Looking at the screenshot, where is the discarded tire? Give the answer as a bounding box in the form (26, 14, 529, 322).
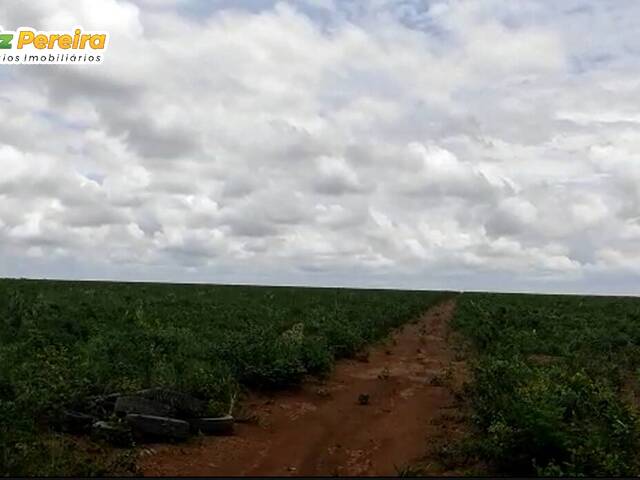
(114, 395, 173, 418)
(135, 388, 207, 418)
(125, 414, 190, 441)
(60, 410, 95, 434)
(62, 390, 229, 445)
(188, 415, 235, 436)
(83, 393, 121, 418)
(91, 421, 133, 447)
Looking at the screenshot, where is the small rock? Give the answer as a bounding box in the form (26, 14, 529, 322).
(115, 396, 173, 418)
(138, 447, 157, 458)
(358, 393, 370, 406)
(125, 414, 190, 441)
(188, 415, 235, 436)
(91, 421, 133, 447)
(316, 387, 331, 398)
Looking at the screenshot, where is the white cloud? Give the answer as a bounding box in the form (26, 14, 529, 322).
(314, 156, 366, 194)
(0, 0, 639, 294)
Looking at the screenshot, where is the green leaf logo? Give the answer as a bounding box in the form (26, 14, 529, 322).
(0, 33, 13, 49)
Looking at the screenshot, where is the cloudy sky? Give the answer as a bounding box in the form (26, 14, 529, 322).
(0, 0, 639, 294)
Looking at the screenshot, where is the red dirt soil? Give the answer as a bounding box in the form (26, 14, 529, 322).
(139, 298, 465, 476)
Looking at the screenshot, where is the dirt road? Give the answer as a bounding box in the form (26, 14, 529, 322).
(139, 298, 465, 476)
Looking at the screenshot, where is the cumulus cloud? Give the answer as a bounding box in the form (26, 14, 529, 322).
(0, 0, 639, 294)
(392, 143, 502, 200)
(313, 156, 367, 195)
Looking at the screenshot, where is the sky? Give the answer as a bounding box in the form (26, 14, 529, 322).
(0, 0, 639, 295)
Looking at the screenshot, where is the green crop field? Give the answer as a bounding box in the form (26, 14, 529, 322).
(0, 279, 448, 476)
(448, 293, 640, 477)
(3, 280, 640, 477)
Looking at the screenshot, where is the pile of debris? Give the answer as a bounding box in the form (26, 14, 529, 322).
(54, 388, 234, 447)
